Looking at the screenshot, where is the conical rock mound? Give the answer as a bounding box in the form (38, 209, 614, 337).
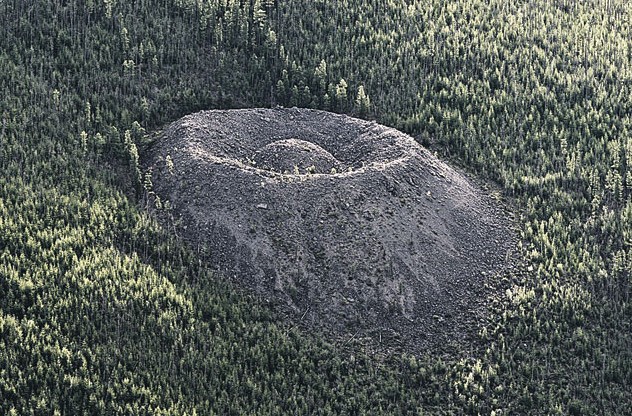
(144, 108, 516, 353)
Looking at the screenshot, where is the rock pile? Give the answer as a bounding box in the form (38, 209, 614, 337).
(143, 108, 516, 353)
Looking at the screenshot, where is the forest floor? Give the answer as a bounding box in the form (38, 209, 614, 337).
(143, 108, 520, 355)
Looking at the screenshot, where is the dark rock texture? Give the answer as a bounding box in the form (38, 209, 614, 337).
(143, 107, 517, 354)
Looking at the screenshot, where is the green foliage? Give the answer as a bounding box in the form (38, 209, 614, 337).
(0, 0, 630, 414)
(355, 85, 371, 117)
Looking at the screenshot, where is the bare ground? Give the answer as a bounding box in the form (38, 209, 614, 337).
(142, 107, 518, 355)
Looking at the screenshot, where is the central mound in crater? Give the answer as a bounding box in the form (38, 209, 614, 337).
(144, 108, 516, 354)
(253, 138, 344, 173)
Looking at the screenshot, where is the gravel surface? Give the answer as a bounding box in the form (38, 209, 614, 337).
(143, 107, 517, 354)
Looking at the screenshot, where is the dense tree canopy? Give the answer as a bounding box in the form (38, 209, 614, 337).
(0, 0, 630, 414)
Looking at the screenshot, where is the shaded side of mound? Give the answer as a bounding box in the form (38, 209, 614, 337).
(143, 107, 517, 354)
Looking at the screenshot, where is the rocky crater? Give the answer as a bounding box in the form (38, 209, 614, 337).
(143, 108, 516, 354)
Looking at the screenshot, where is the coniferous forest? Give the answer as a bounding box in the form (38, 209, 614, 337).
(1, 0, 630, 414)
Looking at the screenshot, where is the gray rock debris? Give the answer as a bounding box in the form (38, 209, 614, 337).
(142, 107, 517, 355)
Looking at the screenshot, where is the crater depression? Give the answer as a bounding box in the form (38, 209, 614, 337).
(143, 108, 516, 353)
